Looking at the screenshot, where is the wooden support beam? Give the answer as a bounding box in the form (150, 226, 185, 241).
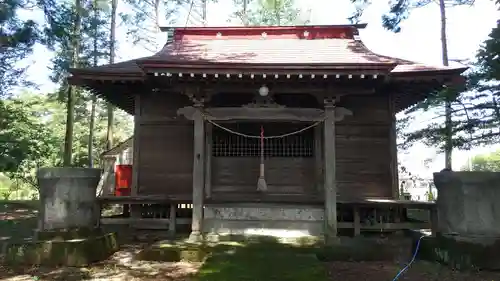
(131, 94, 141, 196)
(189, 103, 205, 242)
(97, 194, 192, 205)
(205, 123, 213, 198)
(338, 221, 431, 231)
(353, 206, 361, 236)
(177, 106, 352, 122)
(97, 157, 116, 196)
(314, 126, 323, 193)
(131, 94, 142, 220)
(323, 99, 337, 243)
(100, 217, 191, 229)
(169, 203, 177, 236)
(389, 93, 399, 199)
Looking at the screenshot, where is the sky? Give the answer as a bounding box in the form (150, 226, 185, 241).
(20, 0, 500, 178)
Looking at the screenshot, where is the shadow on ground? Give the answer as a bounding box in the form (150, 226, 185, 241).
(0, 241, 201, 281)
(1, 201, 500, 281)
(0, 201, 38, 243)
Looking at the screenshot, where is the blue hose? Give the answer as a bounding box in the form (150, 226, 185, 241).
(391, 235, 425, 281)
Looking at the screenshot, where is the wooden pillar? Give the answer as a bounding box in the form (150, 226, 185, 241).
(169, 203, 177, 237)
(205, 123, 212, 198)
(353, 206, 361, 236)
(97, 156, 116, 196)
(323, 99, 337, 243)
(130, 94, 142, 221)
(131, 94, 141, 196)
(189, 104, 205, 242)
(389, 93, 399, 199)
(315, 126, 323, 193)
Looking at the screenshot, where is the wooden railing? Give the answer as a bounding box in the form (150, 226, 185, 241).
(98, 195, 193, 233)
(337, 199, 437, 236)
(97, 156, 116, 197)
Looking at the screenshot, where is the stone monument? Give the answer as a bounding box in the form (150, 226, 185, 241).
(416, 171, 500, 270)
(37, 167, 101, 231)
(2, 167, 119, 266)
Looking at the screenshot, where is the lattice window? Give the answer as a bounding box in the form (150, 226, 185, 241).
(212, 123, 315, 157)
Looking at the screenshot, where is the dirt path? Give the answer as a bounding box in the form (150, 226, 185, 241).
(0, 243, 201, 281)
(327, 260, 500, 281)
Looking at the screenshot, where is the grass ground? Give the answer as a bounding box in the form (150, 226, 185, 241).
(1, 201, 500, 281)
(196, 242, 328, 281)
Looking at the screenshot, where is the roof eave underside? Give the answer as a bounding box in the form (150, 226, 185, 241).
(69, 62, 467, 80)
(68, 65, 467, 117)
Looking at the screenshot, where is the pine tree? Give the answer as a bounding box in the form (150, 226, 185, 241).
(349, 0, 475, 169)
(230, 0, 308, 26)
(120, 0, 186, 53)
(0, 0, 39, 97)
(106, 0, 118, 151)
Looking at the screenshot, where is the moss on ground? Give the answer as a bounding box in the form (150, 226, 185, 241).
(195, 241, 328, 281)
(137, 235, 406, 263)
(3, 232, 119, 267)
(415, 234, 500, 271)
(136, 235, 408, 281)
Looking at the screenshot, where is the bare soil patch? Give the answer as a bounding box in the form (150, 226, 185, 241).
(327, 261, 500, 281)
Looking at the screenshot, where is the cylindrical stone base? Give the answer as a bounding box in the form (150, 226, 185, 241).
(434, 171, 500, 237)
(37, 167, 101, 231)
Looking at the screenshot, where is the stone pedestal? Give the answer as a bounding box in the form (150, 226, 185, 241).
(434, 171, 500, 236)
(1, 167, 119, 267)
(37, 167, 101, 231)
(414, 172, 500, 270)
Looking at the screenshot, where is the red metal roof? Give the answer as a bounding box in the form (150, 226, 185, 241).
(138, 25, 404, 67)
(135, 25, 466, 75)
(70, 25, 467, 76)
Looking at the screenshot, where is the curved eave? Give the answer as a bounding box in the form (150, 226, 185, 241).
(389, 67, 468, 79)
(392, 78, 467, 113)
(68, 77, 138, 115)
(68, 67, 146, 81)
(159, 23, 368, 32)
(135, 60, 398, 75)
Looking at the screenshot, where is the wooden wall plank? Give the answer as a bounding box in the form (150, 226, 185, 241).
(137, 93, 194, 196)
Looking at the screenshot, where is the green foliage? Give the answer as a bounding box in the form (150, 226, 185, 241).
(230, 0, 308, 26)
(399, 20, 500, 151)
(366, 4, 500, 152)
(461, 149, 500, 171)
(1, 0, 134, 195)
(120, 0, 186, 52)
(348, 0, 475, 32)
(0, 94, 59, 174)
(0, 0, 40, 96)
(1, 91, 133, 193)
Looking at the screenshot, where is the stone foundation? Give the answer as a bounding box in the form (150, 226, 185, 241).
(3, 231, 119, 266)
(416, 172, 500, 270)
(203, 203, 324, 243)
(434, 171, 500, 236)
(415, 234, 500, 270)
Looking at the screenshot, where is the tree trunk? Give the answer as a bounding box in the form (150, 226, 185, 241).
(63, 0, 82, 166)
(242, 0, 248, 26)
(440, 0, 452, 170)
(88, 0, 100, 168)
(88, 97, 96, 167)
(274, 0, 280, 26)
(106, 0, 118, 151)
(202, 0, 207, 26)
